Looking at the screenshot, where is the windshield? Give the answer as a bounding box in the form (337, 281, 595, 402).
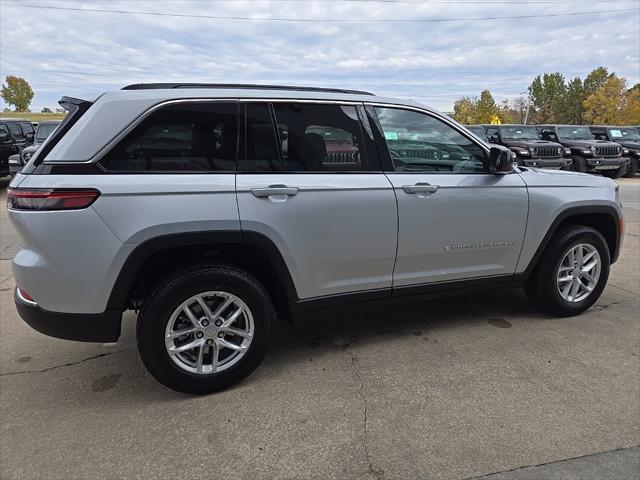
(499, 126, 539, 140)
(608, 128, 640, 141)
(36, 123, 59, 142)
(558, 126, 593, 140)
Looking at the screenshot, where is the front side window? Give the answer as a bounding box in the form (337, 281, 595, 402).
(272, 103, 370, 172)
(20, 122, 34, 136)
(486, 127, 500, 142)
(375, 107, 486, 173)
(103, 102, 237, 172)
(0, 125, 9, 142)
(36, 123, 59, 143)
(7, 123, 24, 140)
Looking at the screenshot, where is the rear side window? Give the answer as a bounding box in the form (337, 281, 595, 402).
(7, 123, 24, 140)
(20, 122, 34, 136)
(242, 103, 283, 171)
(272, 103, 371, 172)
(102, 102, 238, 172)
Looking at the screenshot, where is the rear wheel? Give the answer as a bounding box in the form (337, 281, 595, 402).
(623, 157, 638, 177)
(525, 225, 610, 316)
(137, 265, 274, 394)
(570, 156, 588, 173)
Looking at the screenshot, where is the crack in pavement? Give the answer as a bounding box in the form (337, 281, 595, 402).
(462, 445, 640, 479)
(0, 349, 129, 377)
(348, 351, 384, 480)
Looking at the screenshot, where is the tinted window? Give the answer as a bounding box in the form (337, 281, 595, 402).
(539, 128, 558, 142)
(7, 123, 23, 140)
(242, 103, 282, 171)
(272, 103, 370, 172)
(36, 123, 59, 142)
(103, 102, 237, 172)
(0, 125, 9, 142)
(375, 107, 486, 173)
(20, 122, 34, 136)
(486, 127, 499, 142)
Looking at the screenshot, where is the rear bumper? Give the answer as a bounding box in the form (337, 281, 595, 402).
(15, 289, 122, 342)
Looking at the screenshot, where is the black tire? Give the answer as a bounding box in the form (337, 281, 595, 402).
(524, 225, 610, 317)
(137, 265, 274, 394)
(601, 165, 626, 179)
(570, 155, 588, 173)
(623, 157, 638, 177)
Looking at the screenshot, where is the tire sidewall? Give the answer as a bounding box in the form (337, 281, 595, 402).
(138, 268, 273, 394)
(570, 155, 588, 173)
(542, 229, 610, 315)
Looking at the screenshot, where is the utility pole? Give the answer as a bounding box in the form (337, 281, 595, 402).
(523, 89, 532, 125)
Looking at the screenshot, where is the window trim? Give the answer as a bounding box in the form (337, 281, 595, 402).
(366, 103, 491, 174)
(98, 100, 239, 174)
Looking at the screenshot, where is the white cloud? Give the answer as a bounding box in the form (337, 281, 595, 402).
(0, 0, 638, 111)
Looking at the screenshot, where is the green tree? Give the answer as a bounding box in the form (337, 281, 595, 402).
(475, 89, 499, 123)
(583, 66, 611, 97)
(560, 77, 585, 124)
(583, 76, 627, 124)
(620, 84, 640, 124)
(1, 76, 34, 112)
(529, 73, 566, 123)
(452, 96, 477, 124)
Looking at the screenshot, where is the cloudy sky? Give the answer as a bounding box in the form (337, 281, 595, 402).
(1, 0, 639, 112)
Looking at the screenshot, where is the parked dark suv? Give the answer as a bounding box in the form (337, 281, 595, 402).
(483, 124, 571, 169)
(536, 125, 625, 177)
(464, 125, 489, 142)
(589, 126, 639, 177)
(0, 119, 35, 177)
(8, 120, 61, 175)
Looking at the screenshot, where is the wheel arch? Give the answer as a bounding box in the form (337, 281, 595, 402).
(522, 205, 622, 278)
(106, 230, 298, 319)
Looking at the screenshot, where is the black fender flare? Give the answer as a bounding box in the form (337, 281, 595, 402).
(520, 205, 622, 279)
(106, 230, 299, 310)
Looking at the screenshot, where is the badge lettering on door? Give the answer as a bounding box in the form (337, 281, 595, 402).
(444, 241, 519, 251)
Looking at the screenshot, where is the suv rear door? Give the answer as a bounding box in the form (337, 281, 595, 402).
(236, 101, 398, 301)
(367, 105, 528, 288)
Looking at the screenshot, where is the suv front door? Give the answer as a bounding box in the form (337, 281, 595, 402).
(236, 101, 398, 301)
(369, 105, 528, 288)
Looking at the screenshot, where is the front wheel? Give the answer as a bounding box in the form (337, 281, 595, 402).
(601, 165, 626, 179)
(623, 157, 638, 177)
(525, 225, 610, 316)
(137, 265, 274, 394)
(570, 156, 588, 173)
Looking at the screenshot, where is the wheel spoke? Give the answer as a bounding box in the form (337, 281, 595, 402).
(558, 274, 573, 283)
(222, 326, 252, 339)
(195, 344, 205, 373)
(220, 306, 244, 329)
(568, 248, 576, 265)
(182, 304, 201, 328)
(582, 260, 599, 273)
(569, 280, 581, 301)
(195, 297, 215, 321)
(576, 245, 584, 266)
(217, 337, 247, 352)
(210, 344, 219, 373)
(583, 250, 597, 264)
(168, 338, 202, 355)
(167, 327, 198, 339)
(581, 271, 595, 283)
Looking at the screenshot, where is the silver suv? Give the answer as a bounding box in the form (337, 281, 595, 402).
(8, 84, 623, 394)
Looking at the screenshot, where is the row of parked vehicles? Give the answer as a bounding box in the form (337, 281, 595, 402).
(0, 118, 61, 177)
(465, 124, 639, 178)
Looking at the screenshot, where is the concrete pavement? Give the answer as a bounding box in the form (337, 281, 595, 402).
(0, 177, 638, 480)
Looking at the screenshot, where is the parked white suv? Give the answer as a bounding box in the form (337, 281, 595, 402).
(8, 84, 623, 393)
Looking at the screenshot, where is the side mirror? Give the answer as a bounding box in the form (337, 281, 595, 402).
(487, 146, 514, 174)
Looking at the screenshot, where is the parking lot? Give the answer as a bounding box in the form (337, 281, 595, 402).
(0, 178, 638, 479)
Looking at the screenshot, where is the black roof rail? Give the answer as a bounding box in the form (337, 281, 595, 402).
(121, 83, 374, 96)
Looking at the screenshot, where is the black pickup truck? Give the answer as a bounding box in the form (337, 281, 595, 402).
(482, 124, 571, 169)
(589, 126, 638, 177)
(536, 125, 626, 178)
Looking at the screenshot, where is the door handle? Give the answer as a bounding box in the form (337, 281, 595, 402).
(251, 185, 299, 199)
(402, 183, 439, 194)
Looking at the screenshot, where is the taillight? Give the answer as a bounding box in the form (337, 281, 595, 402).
(7, 188, 100, 211)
